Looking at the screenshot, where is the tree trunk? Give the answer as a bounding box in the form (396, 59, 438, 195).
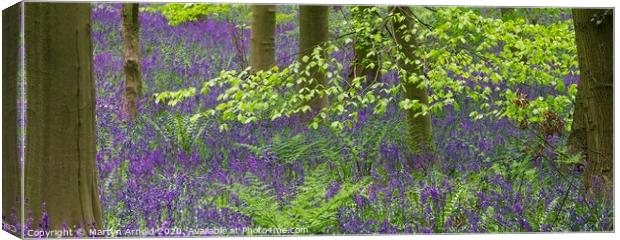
(24, 3, 102, 234)
(349, 6, 380, 86)
(250, 5, 276, 71)
(299, 5, 329, 113)
(2, 2, 22, 233)
(570, 9, 613, 196)
(389, 6, 436, 166)
(569, 80, 587, 155)
(122, 3, 142, 120)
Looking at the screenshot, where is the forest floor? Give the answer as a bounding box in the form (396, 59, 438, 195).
(87, 4, 612, 236)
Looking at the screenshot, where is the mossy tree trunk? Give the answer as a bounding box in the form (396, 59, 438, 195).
(389, 6, 436, 167)
(570, 9, 613, 196)
(24, 3, 102, 234)
(250, 5, 276, 71)
(122, 3, 142, 120)
(2, 2, 22, 232)
(299, 5, 329, 113)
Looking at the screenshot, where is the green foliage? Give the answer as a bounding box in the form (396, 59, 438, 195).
(554, 146, 583, 165)
(237, 134, 328, 165)
(225, 163, 370, 233)
(156, 7, 576, 132)
(469, 8, 570, 25)
(144, 111, 206, 153)
(424, 8, 577, 125)
(275, 11, 296, 24)
(334, 117, 407, 177)
(234, 118, 403, 181)
(155, 87, 196, 107)
(144, 3, 296, 26)
(144, 3, 249, 26)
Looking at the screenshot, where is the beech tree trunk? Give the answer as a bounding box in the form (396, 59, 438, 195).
(2, 2, 22, 232)
(299, 5, 329, 113)
(250, 5, 276, 71)
(389, 6, 436, 166)
(24, 3, 102, 234)
(570, 9, 613, 196)
(122, 3, 142, 120)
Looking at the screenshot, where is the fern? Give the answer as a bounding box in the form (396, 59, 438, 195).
(236, 133, 337, 165)
(226, 175, 283, 228)
(143, 111, 207, 153)
(225, 163, 370, 234)
(440, 183, 467, 231)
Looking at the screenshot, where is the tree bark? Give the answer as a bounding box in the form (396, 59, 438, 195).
(24, 3, 102, 234)
(299, 5, 329, 113)
(250, 5, 276, 71)
(570, 9, 613, 196)
(569, 80, 587, 155)
(2, 2, 22, 233)
(122, 3, 142, 120)
(389, 6, 436, 166)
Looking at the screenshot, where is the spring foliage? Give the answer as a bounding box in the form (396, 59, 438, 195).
(144, 3, 295, 26)
(155, 7, 577, 132)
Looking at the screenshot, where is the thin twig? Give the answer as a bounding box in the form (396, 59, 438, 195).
(551, 175, 575, 228)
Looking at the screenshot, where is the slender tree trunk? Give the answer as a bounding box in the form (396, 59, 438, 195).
(24, 3, 102, 234)
(299, 5, 329, 113)
(122, 3, 142, 120)
(389, 6, 436, 166)
(2, 2, 22, 233)
(250, 5, 276, 71)
(570, 9, 613, 196)
(349, 6, 380, 86)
